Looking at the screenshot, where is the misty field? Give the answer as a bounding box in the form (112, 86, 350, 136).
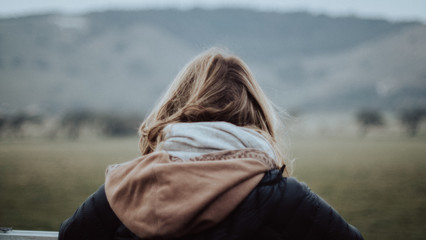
(0, 136, 425, 239)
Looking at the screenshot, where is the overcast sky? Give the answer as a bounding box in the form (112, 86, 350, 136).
(1, 0, 425, 22)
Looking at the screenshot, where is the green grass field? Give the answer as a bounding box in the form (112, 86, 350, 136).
(0, 136, 425, 239)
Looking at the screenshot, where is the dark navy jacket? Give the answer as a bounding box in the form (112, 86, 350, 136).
(59, 169, 363, 240)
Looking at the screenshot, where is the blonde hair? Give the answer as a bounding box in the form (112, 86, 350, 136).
(139, 48, 288, 174)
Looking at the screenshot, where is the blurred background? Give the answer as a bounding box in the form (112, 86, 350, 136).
(0, 1, 425, 239)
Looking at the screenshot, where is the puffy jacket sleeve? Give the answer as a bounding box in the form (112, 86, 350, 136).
(58, 185, 122, 240)
(275, 177, 364, 240)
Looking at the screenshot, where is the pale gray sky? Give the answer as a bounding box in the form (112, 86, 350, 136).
(1, 0, 425, 22)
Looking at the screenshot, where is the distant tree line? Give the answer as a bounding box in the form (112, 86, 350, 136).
(0, 109, 143, 139)
(1, 107, 425, 140)
(398, 108, 426, 136)
(0, 112, 42, 138)
(355, 108, 384, 136)
(355, 107, 426, 137)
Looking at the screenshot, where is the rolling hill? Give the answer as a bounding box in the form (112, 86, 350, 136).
(0, 8, 425, 115)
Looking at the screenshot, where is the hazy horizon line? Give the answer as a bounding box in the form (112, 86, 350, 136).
(1, 5, 425, 24)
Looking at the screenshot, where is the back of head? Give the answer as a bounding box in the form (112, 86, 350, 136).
(139, 48, 287, 170)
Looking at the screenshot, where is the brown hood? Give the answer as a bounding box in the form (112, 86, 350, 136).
(104, 149, 276, 239)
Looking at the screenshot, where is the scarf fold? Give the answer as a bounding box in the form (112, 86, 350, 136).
(157, 121, 277, 163)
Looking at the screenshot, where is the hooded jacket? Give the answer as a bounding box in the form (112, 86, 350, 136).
(59, 122, 363, 239)
(59, 149, 363, 240)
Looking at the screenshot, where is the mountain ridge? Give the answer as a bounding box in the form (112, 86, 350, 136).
(0, 8, 424, 114)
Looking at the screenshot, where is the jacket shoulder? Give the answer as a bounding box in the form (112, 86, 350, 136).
(184, 169, 364, 240)
(256, 170, 364, 240)
(58, 185, 124, 240)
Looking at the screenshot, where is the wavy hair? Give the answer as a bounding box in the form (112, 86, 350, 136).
(138, 48, 288, 174)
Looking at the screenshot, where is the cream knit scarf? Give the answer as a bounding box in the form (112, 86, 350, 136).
(156, 121, 277, 163)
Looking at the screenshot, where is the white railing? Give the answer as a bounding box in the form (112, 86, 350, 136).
(0, 230, 58, 240)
